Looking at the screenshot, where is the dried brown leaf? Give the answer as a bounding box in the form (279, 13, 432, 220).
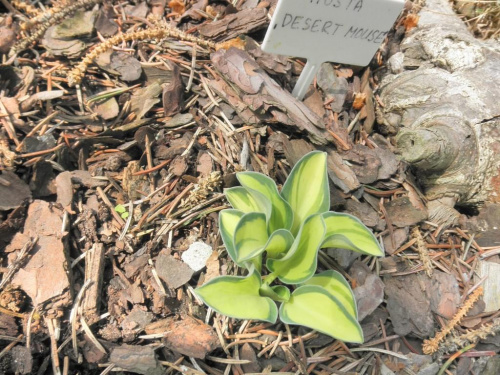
(352, 92, 367, 110)
(168, 0, 185, 15)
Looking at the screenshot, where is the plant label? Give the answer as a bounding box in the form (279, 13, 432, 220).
(262, 0, 404, 99)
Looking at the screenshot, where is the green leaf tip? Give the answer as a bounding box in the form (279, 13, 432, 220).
(233, 212, 268, 263)
(267, 214, 326, 284)
(237, 172, 294, 233)
(279, 285, 363, 343)
(321, 212, 384, 256)
(281, 151, 330, 235)
(195, 270, 278, 323)
(303, 270, 358, 319)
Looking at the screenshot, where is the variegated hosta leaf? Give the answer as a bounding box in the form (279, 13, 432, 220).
(263, 229, 294, 259)
(281, 151, 330, 235)
(267, 214, 326, 284)
(225, 187, 271, 219)
(321, 212, 384, 256)
(195, 270, 278, 323)
(259, 283, 290, 302)
(279, 285, 363, 343)
(234, 212, 269, 264)
(219, 209, 244, 264)
(237, 172, 294, 232)
(302, 270, 357, 319)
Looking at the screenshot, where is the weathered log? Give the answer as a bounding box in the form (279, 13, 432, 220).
(376, 0, 500, 224)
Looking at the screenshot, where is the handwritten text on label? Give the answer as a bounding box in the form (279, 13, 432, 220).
(279, 15, 388, 43)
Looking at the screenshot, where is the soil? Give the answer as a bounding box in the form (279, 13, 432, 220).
(0, 0, 499, 374)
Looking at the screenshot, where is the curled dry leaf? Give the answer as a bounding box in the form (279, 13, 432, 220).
(403, 14, 420, 32)
(352, 92, 367, 110)
(168, 0, 185, 15)
(215, 37, 246, 51)
(205, 5, 218, 18)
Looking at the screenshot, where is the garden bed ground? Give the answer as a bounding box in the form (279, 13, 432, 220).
(0, 0, 499, 374)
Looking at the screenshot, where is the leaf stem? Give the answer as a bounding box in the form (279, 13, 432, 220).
(263, 272, 278, 285)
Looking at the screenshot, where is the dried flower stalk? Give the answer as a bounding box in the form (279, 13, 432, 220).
(11, 0, 103, 54)
(412, 227, 433, 277)
(67, 23, 217, 86)
(11, 0, 40, 16)
(181, 172, 221, 208)
(437, 318, 500, 356)
(423, 287, 483, 355)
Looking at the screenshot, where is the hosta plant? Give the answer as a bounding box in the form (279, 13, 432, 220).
(195, 151, 383, 343)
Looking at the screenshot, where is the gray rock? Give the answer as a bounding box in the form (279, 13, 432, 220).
(181, 241, 213, 272)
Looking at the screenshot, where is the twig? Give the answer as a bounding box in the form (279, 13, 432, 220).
(437, 344, 475, 375)
(423, 287, 484, 354)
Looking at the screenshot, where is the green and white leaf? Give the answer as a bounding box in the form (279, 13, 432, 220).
(302, 270, 357, 319)
(281, 151, 330, 235)
(321, 212, 384, 256)
(263, 229, 294, 259)
(279, 285, 363, 343)
(267, 214, 326, 284)
(195, 270, 278, 323)
(225, 187, 271, 218)
(237, 172, 293, 232)
(259, 283, 290, 302)
(234, 212, 269, 264)
(219, 209, 244, 264)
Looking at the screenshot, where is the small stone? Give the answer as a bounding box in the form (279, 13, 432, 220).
(182, 241, 213, 272)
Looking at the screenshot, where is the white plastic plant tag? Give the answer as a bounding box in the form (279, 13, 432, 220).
(262, 0, 404, 99)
